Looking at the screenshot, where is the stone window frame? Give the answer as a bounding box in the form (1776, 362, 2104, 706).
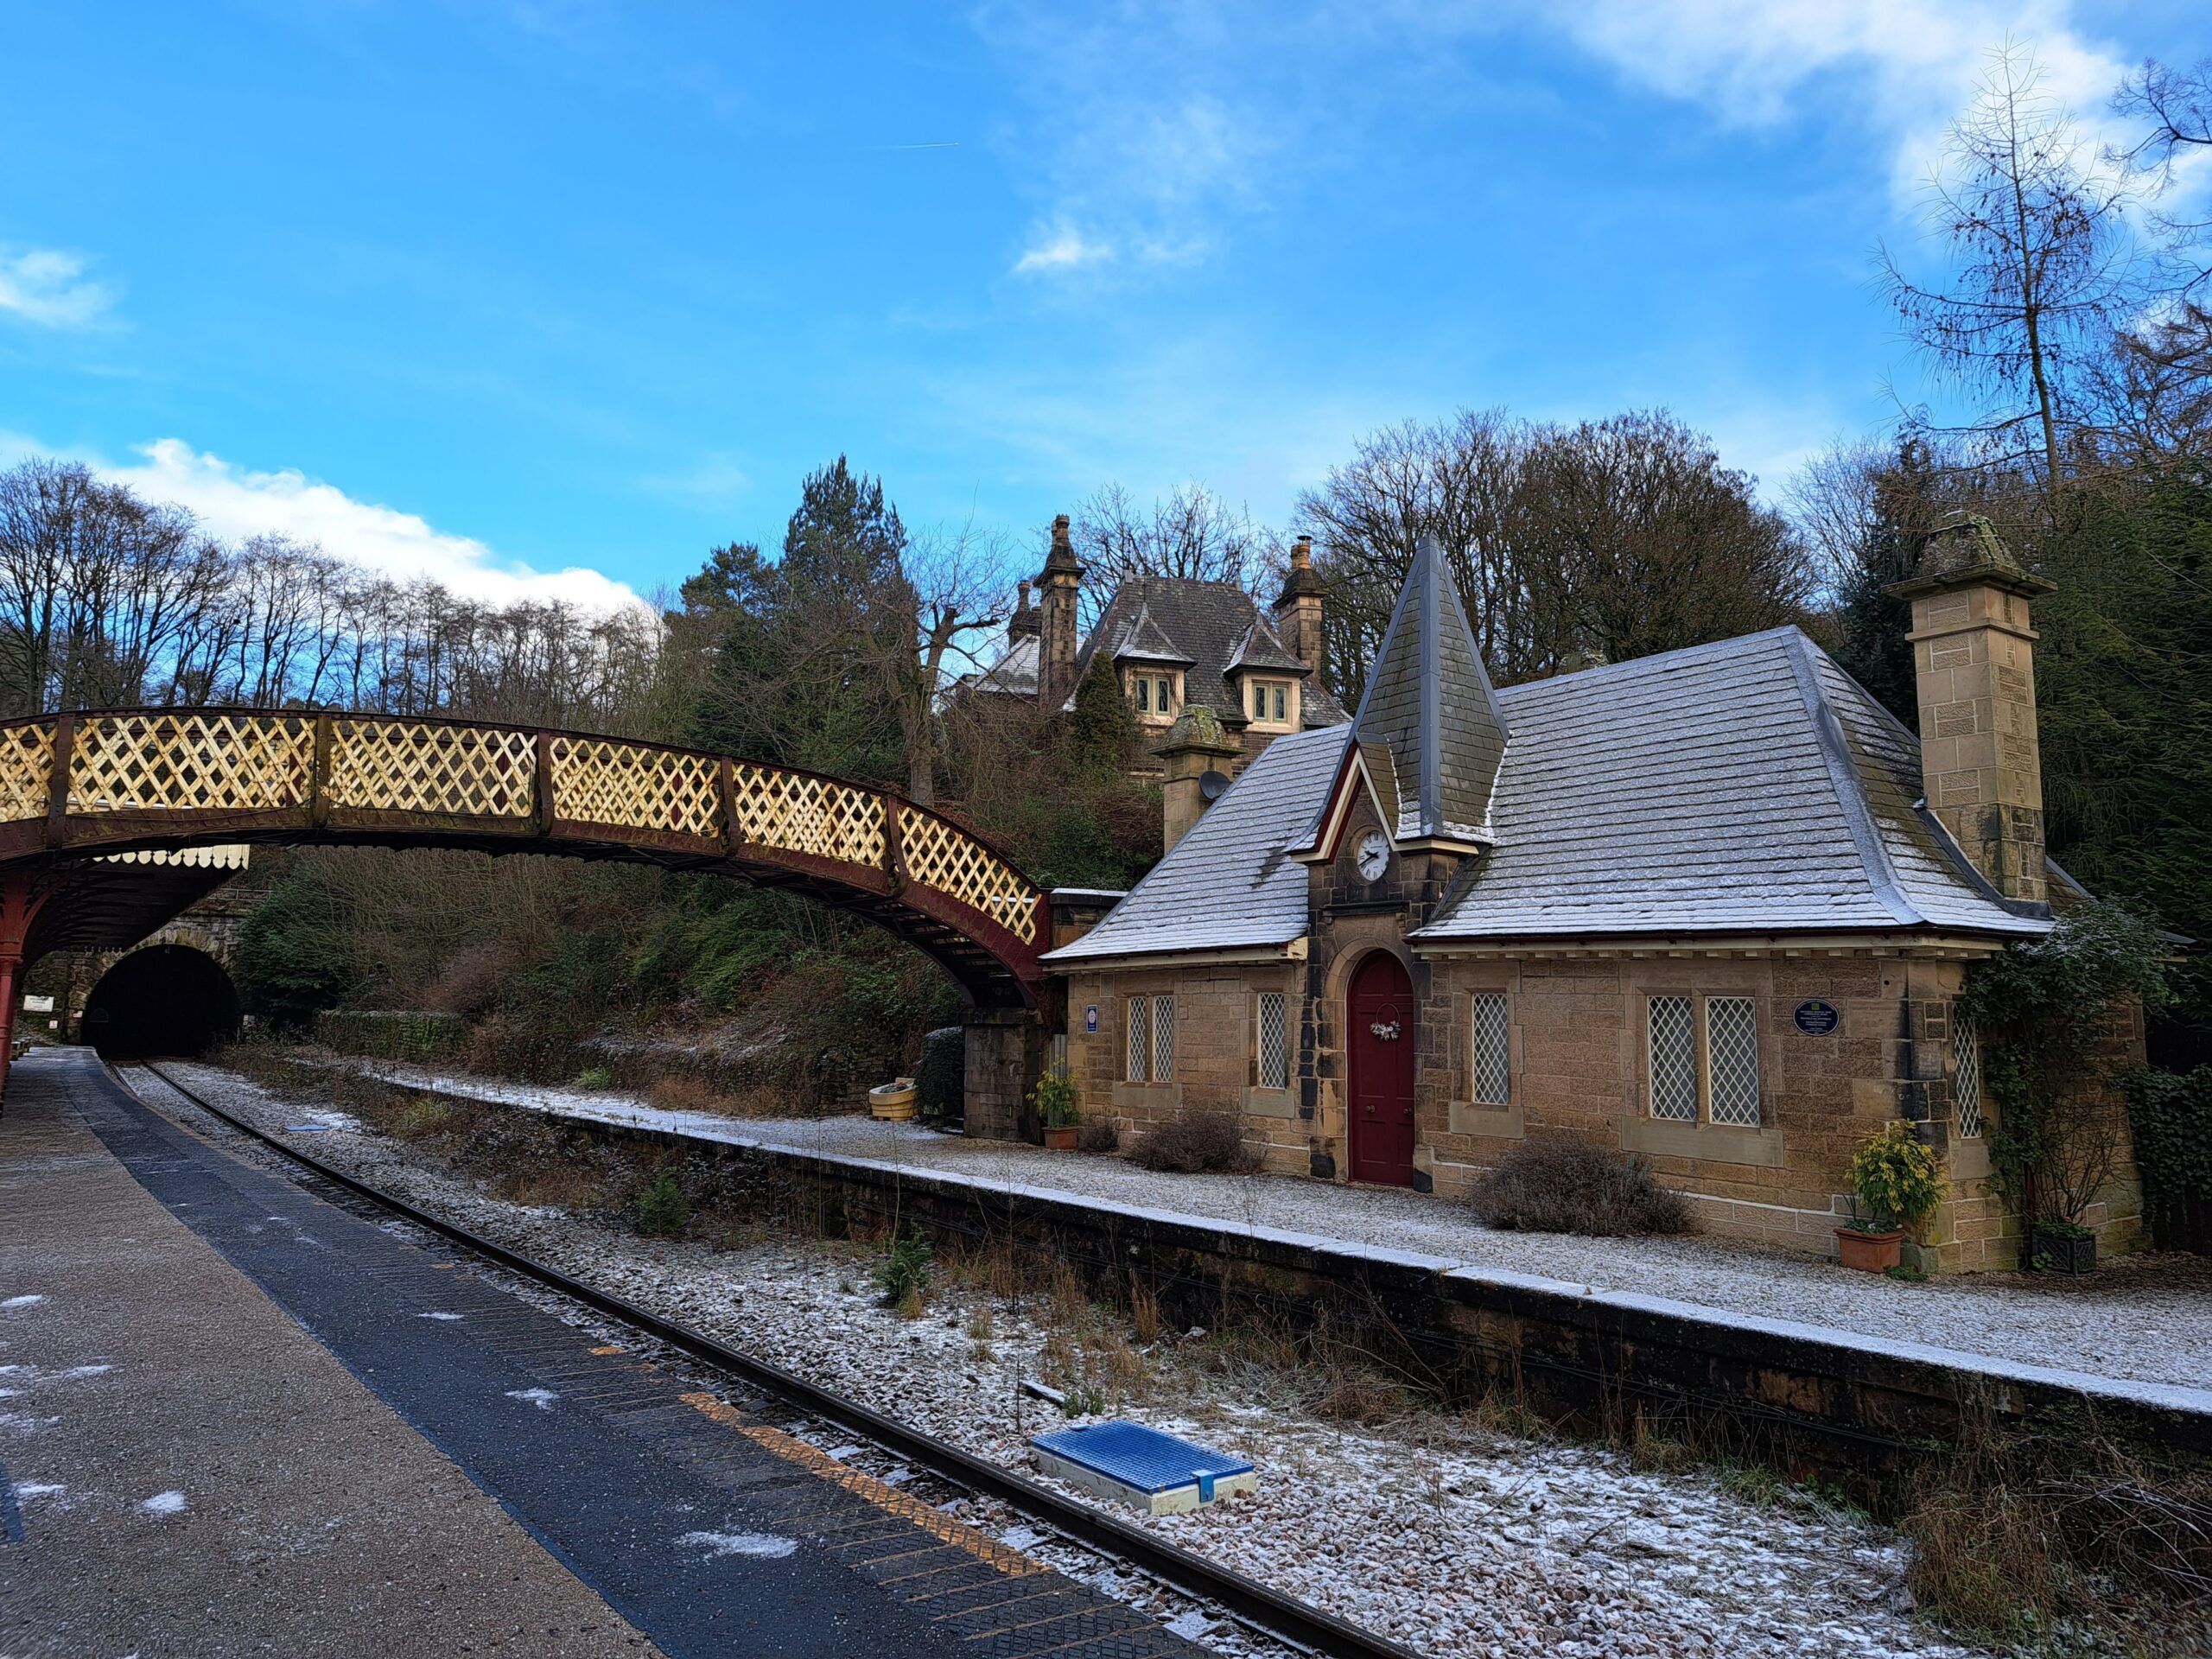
(1953, 1013, 1985, 1139)
(1445, 971, 1525, 1139)
(1125, 992, 1177, 1084)
(1126, 668, 1184, 725)
(1640, 988, 1771, 1131)
(1253, 989, 1291, 1090)
(1239, 675, 1299, 732)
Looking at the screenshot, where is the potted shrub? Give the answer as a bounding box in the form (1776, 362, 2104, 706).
(1837, 1122, 1943, 1274)
(1033, 1069, 1081, 1150)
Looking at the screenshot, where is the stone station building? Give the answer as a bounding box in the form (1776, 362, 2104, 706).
(1039, 522, 2135, 1274)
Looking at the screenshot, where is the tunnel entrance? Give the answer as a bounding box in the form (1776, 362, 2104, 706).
(83, 945, 241, 1060)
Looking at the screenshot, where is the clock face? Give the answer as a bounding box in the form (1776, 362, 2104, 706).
(1355, 830, 1391, 881)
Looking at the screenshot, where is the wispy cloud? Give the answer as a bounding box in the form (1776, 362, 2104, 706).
(0, 247, 117, 329)
(1516, 0, 2134, 196)
(109, 439, 640, 611)
(1013, 221, 1114, 276)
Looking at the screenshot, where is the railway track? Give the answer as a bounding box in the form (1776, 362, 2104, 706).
(125, 1060, 1418, 1659)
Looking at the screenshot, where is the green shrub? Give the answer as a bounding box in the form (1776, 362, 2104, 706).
(2125, 1065, 2212, 1246)
(874, 1228, 932, 1307)
(1847, 1122, 1945, 1232)
(635, 1171, 690, 1237)
(1031, 1068, 1080, 1128)
(575, 1065, 614, 1090)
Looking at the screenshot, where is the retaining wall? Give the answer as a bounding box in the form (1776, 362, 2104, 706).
(385, 1077, 2212, 1491)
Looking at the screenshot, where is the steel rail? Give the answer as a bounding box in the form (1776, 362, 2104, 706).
(130, 1061, 1418, 1659)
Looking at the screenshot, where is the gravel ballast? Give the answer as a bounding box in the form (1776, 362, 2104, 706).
(347, 1060, 2212, 1393)
(139, 1058, 2011, 1659)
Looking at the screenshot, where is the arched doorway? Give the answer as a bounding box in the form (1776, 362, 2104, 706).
(82, 945, 241, 1060)
(1346, 952, 1416, 1186)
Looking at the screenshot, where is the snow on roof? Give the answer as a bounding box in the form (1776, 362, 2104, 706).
(1058, 577, 1351, 728)
(1411, 626, 2048, 942)
(1040, 725, 1350, 964)
(1341, 535, 1509, 848)
(1044, 625, 2048, 969)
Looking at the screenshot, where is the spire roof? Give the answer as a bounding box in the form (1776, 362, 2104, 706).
(1348, 535, 1510, 848)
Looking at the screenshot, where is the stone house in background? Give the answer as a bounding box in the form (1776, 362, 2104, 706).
(965, 515, 1348, 785)
(1037, 522, 2134, 1274)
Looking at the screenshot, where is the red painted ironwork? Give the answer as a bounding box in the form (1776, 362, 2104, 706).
(1346, 951, 1416, 1187)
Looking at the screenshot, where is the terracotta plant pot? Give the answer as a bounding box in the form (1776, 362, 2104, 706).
(1835, 1226, 1904, 1273)
(1045, 1125, 1079, 1151)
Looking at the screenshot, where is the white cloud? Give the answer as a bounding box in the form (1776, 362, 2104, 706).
(1490, 0, 2135, 199)
(108, 439, 642, 612)
(0, 247, 116, 329)
(1014, 221, 1114, 276)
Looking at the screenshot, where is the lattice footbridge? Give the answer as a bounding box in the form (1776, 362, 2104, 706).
(0, 709, 1048, 1009)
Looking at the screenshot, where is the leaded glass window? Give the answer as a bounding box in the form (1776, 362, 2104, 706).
(1955, 1015, 1984, 1138)
(1256, 992, 1288, 1090)
(1126, 996, 1149, 1082)
(1705, 996, 1761, 1127)
(1649, 995, 1697, 1121)
(1470, 992, 1510, 1107)
(1151, 995, 1175, 1080)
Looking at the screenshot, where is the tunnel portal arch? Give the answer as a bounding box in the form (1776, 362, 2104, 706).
(82, 944, 242, 1060)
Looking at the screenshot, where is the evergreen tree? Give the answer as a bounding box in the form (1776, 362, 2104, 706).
(1830, 435, 1944, 727)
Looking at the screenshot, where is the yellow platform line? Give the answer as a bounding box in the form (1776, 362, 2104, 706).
(680, 1391, 1048, 1578)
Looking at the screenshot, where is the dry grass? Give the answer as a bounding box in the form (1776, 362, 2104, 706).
(1076, 1121, 1121, 1154)
(1902, 1424, 2212, 1649)
(646, 1073, 799, 1120)
(1470, 1135, 1693, 1236)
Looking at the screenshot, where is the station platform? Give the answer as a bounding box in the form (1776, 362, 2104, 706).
(0, 1050, 1190, 1659)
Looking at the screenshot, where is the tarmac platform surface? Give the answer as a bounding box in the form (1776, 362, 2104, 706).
(0, 1050, 1191, 1659)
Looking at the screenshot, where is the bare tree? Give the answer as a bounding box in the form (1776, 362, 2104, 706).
(885, 528, 1005, 805)
(2113, 56, 2212, 302)
(1878, 46, 2139, 498)
(1069, 482, 1275, 625)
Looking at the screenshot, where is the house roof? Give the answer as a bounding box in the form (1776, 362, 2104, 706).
(1107, 603, 1198, 668)
(1060, 577, 1350, 728)
(1046, 625, 2050, 965)
(966, 631, 1039, 698)
(1414, 626, 2048, 941)
(1224, 620, 1312, 677)
(1336, 535, 1509, 849)
(1041, 725, 1350, 964)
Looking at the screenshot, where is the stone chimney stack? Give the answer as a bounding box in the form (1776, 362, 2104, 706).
(1037, 514, 1085, 709)
(1887, 514, 2057, 905)
(1154, 706, 1241, 854)
(1007, 579, 1039, 641)
(1273, 534, 1327, 677)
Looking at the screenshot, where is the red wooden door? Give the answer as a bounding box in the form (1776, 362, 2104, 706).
(1347, 952, 1416, 1186)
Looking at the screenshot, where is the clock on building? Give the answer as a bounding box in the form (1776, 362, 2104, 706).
(1355, 830, 1391, 881)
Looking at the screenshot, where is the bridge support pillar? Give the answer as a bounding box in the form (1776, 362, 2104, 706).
(962, 1008, 1046, 1144)
(0, 872, 48, 1109)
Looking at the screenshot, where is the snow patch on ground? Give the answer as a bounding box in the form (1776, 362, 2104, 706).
(2, 1294, 48, 1310)
(678, 1529, 797, 1559)
(416, 1311, 465, 1322)
(138, 1491, 186, 1516)
(505, 1388, 560, 1410)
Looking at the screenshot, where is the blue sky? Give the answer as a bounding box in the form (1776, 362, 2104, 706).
(2, 2, 2203, 607)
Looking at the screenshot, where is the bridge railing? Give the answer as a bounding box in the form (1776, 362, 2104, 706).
(0, 709, 1046, 950)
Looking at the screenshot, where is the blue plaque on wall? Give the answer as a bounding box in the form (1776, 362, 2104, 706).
(1084, 1004, 1099, 1034)
(1793, 999, 1840, 1035)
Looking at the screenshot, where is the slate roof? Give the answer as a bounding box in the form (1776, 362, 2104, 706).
(967, 632, 1039, 697)
(1059, 577, 1350, 728)
(1411, 627, 2049, 941)
(1041, 725, 1351, 964)
(1340, 536, 1510, 847)
(1046, 625, 2049, 964)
